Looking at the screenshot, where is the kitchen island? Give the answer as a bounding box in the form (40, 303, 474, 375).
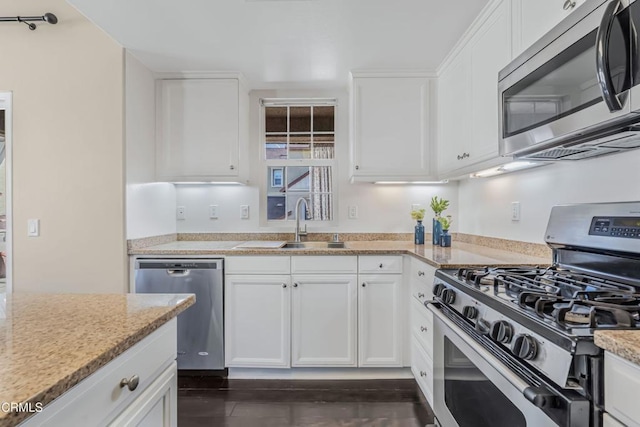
(0, 293, 194, 426)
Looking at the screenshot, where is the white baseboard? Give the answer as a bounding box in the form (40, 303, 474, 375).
(227, 367, 414, 380)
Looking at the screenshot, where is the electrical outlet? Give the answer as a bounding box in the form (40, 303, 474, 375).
(209, 205, 219, 219)
(511, 202, 521, 221)
(177, 206, 186, 220)
(348, 205, 358, 219)
(240, 205, 250, 219)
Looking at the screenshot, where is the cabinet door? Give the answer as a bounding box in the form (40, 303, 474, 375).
(351, 76, 432, 180)
(437, 50, 472, 175)
(225, 275, 291, 368)
(291, 275, 357, 366)
(157, 79, 239, 180)
(108, 362, 177, 427)
(513, 0, 586, 57)
(470, 0, 511, 165)
(358, 274, 403, 367)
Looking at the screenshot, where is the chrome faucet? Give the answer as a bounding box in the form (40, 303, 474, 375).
(294, 197, 309, 242)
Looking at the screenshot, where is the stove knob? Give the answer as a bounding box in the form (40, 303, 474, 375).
(441, 288, 456, 305)
(432, 283, 445, 298)
(462, 306, 478, 320)
(512, 334, 538, 360)
(490, 320, 513, 344)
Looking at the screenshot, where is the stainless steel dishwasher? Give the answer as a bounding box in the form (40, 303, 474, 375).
(134, 258, 224, 370)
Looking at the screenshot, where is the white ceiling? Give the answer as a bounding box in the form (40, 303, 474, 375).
(67, 0, 490, 89)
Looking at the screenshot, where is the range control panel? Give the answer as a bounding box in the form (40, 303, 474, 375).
(589, 217, 640, 238)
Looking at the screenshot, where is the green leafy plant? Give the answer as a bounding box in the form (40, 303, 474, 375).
(411, 208, 426, 221)
(438, 215, 453, 231)
(430, 196, 450, 217)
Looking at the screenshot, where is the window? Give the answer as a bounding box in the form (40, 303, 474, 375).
(262, 100, 336, 222)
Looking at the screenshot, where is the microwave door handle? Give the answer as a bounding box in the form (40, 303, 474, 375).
(596, 0, 624, 112)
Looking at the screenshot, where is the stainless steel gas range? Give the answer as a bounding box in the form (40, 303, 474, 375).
(427, 202, 640, 427)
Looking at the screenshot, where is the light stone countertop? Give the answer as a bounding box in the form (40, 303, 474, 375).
(595, 330, 640, 365)
(0, 293, 194, 426)
(129, 240, 550, 268)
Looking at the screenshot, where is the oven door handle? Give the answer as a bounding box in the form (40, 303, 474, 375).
(595, 0, 624, 112)
(428, 303, 532, 397)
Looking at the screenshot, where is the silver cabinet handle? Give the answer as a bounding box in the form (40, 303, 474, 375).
(230, 165, 235, 170)
(355, 165, 359, 170)
(420, 326, 428, 332)
(282, 283, 287, 288)
(418, 271, 425, 276)
(120, 375, 140, 391)
(420, 371, 427, 378)
(379, 263, 383, 269)
(362, 283, 367, 288)
(293, 283, 299, 288)
(418, 293, 425, 298)
(563, 0, 576, 10)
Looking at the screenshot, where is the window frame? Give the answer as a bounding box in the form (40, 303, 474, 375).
(259, 98, 338, 228)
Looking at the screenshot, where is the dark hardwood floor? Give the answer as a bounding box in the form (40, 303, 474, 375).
(178, 377, 435, 427)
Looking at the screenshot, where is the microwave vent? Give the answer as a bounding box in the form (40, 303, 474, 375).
(521, 146, 621, 161)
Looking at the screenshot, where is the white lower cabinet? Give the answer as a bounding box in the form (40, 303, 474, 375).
(604, 351, 640, 427)
(225, 275, 291, 368)
(108, 362, 177, 427)
(21, 321, 178, 427)
(358, 274, 403, 367)
(603, 413, 626, 427)
(291, 274, 358, 366)
(411, 335, 434, 407)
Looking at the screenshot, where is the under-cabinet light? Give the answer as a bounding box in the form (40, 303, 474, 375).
(470, 161, 544, 178)
(171, 182, 245, 185)
(374, 180, 449, 185)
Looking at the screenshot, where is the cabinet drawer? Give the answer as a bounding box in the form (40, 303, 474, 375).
(291, 256, 357, 274)
(225, 256, 291, 274)
(411, 335, 434, 407)
(605, 352, 640, 427)
(410, 258, 435, 285)
(21, 321, 176, 426)
(411, 298, 433, 358)
(359, 256, 403, 274)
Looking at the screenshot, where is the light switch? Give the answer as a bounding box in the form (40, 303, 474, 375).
(28, 219, 40, 237)
(240, 205, 249, 219)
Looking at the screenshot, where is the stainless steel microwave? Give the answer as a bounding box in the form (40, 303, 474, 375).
(498, 0, 640, 161)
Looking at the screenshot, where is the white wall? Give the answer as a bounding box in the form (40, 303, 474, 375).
(125, 53, 176, 239)
(176, 89, 458, 233)
(0, 0, 128, 293)
(458, 149, 640, 243)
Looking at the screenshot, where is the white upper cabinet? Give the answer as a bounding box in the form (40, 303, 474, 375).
(156, 76, 249, 183)
(512, 0, 586, 57)
(350, 72, 435, 182)
(437, 0, 512, 178)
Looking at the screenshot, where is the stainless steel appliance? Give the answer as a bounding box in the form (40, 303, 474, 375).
(135, 258, 224, 370)
(499, 0, 640, 161)
(427, 201, 640, 427)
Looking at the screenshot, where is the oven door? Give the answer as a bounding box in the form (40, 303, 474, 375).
(429, 305, 563, 427)
(499, 0, 634, 157)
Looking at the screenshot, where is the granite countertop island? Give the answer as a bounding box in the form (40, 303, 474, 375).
(129, 240, 550, 268)
(0, 293, 194, 426)
(595, 330, 640, 365)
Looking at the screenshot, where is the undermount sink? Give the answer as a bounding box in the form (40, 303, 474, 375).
(282, 241, 346, 249)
